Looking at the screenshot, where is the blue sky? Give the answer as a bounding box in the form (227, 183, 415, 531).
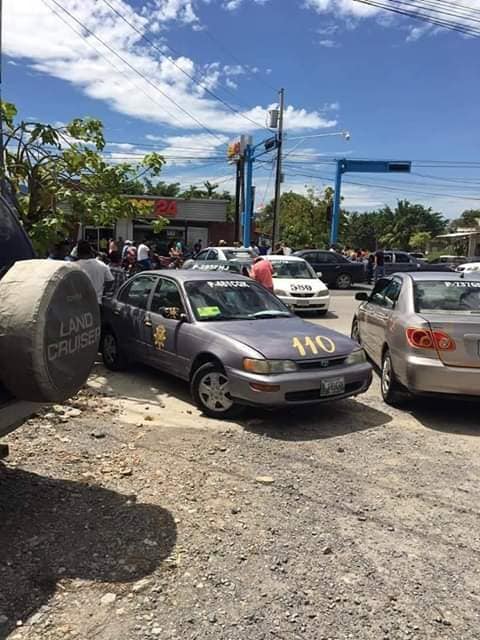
(4, 0, 480, 217)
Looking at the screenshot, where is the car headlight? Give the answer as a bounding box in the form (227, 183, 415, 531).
(243, 358, 298, 374)
(316, 289, 329, 297)
(345, 349, 366, 365)
(275, 289, 288, 296)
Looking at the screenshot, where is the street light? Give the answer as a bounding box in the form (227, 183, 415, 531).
(283, 130, 351, 159)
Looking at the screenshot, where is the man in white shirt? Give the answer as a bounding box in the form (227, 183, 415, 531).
(137, 239, 151, 269)
(75, 240, 114, 304)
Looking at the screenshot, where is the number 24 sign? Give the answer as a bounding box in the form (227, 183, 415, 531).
(154, 199, 177, 217)
(292, 335, 336, 356)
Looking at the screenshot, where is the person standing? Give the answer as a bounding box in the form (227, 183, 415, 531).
(367, 253, 375, 285)
(105, 250, 126, 296)
(137, 239, 151, 270)
(193, 239, 202, 255)
(75, 240, 114, 304)
(375, 249, 385, 281)
(259, 241, 268, 256)
(281, 241, 292, 256)
(250, 256, 274, 293)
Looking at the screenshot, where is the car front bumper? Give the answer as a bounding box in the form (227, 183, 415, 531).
(277, 294, 330, 311)
(226, 362, 372, 407)
(404, 355, 480, 397)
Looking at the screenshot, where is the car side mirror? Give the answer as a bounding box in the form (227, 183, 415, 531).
(316, 272, 323, 278)
(355, 292, 369, 301)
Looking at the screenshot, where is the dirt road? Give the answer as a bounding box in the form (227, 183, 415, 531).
(1, 292, 480, 639)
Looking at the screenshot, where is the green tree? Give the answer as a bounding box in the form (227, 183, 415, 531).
(257, 186, 341, 249)
(449, 209, 480, 231)
(409, 231, 432, 251)
(1, 101, 167, 252)
(377, 200, 445, 249)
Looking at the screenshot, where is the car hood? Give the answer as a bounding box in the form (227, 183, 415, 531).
(273, 278, 328, 293)
(212, 316, 356, 360)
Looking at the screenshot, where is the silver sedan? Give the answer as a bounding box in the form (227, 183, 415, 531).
(351, 272, 480, 405)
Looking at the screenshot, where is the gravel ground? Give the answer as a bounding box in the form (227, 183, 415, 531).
(1, 365, 480, 640)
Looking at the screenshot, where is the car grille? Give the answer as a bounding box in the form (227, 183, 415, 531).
(296, 356, 347, 370)
(285, 381, 364, 402)
(292, 292, 314, 298)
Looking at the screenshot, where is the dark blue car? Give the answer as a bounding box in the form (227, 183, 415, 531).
(294, 250, 365, 289)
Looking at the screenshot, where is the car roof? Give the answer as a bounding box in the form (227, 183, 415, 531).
(265, 255, 306, 262)
(207, 246, 251, 251)
(405, 271, 480, 281)
(145, 269, 248, 282)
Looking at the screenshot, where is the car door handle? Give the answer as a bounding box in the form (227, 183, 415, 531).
(144, 320, 152, 327)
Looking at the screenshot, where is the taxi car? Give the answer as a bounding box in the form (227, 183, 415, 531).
(266, 255, 330, 315)
(351, 272, 480, 405)
(101, 270, 372, 418)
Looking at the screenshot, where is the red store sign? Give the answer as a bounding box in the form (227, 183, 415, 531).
(154, 199, 177, 218)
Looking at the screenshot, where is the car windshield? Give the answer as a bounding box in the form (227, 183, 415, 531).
(223, 249, 253, 260)
(271, 260, 316, 279)
(185, 279, 291, 321)
(414, 280, 480, 313)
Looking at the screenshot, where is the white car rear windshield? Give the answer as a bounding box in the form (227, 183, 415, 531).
(271, 260, 316, 279)
(414, 281, 480, 313)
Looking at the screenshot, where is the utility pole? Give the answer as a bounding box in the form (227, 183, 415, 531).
(271, 87, 284, 250)
(234, 158, 242, 243)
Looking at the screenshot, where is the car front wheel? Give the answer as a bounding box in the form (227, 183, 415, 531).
(101, 329, 128, 371)
(335, 273, 352, 289)
(351, 318, 360, 343)
(381, 350, 404, 406)
(191, 362, 241, 419)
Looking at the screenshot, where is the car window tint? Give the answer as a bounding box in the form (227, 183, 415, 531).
(394, 252, 410, 263)
(370, 278, 392, 306)
(383, 278, 402, 308)
(151, 278, 185, 314)
(119, 275, 157, 309)
(196, 250, 209, 261)
(383, 253, 393, 263)
(207, 249, 218, 260)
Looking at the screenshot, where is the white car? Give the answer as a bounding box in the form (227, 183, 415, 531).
(457, 262, 480, 273)
(194, 246, 254, 261)
(265, 255, 330, 315)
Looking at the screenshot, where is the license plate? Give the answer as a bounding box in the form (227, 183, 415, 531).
(321, 377, 345, 396)
(295, 300, 310, 306)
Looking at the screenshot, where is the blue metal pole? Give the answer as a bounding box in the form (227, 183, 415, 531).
(330, 159, 343, 246)
(242, 144, 253, 248)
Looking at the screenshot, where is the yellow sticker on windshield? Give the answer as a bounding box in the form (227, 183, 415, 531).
(292, 335, 336, 356)
(198, 306, 221, 318)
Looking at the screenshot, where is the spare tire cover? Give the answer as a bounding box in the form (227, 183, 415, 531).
(0, 260, 100, 402)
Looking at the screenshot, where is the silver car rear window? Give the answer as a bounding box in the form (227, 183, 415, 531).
(414, 281, 480, 313)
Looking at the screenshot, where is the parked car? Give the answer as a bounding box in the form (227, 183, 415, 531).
(266, 255, 330, 315)
(427, 255, 467, 270)
(351, 272, 480, 405)
(409, 252, 426, 260)
(101, 270, 372, 418)
(192, 246, 254, 262)
(294, 250, 365, 289)
(0, 195, 100, 442)
(456, 261, 480, 273)
(380, 251, 455, 275)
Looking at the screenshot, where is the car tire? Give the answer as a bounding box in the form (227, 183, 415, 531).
(101, 329, 128, 371)
(191, 362, 242, 419)
(351, 318, 361, 343)
(335, 273, 352, 289)
(381, 350, 404, 406)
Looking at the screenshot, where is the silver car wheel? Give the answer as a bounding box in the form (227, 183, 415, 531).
(103, 333, 117, 364)
(381, 355, 392, 397)
(351, 320, 360, 342)
(198, 372, 233, 413)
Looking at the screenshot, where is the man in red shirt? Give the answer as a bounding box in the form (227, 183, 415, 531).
(250, 257, 274, 293)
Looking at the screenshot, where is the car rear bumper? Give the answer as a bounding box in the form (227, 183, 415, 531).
(277, 295, 330, 311)
(405, 355, 480, 396)
(226, 362, 372, 407)
(0, 400, 42, 438)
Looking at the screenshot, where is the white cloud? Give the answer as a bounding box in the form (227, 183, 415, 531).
(318, 39, 339, 47)
(4, 0, 333, 135)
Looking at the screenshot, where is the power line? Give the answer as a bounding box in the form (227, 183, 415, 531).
(45, 0, 226, 143)
(99, 0, 272, 133)
(353, 0, 480, 38)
